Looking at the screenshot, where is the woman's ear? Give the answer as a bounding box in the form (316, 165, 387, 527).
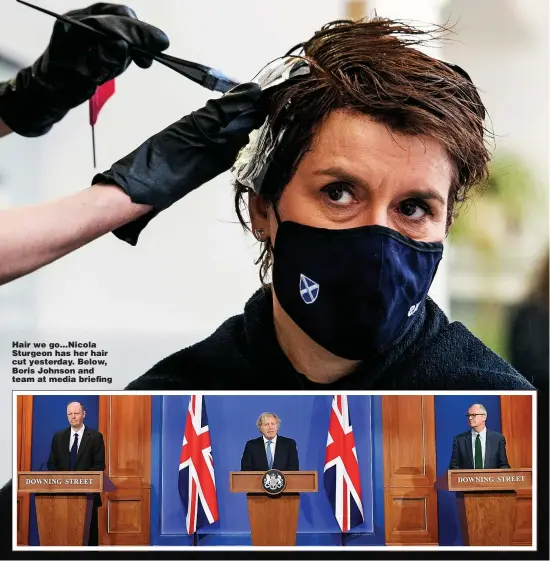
(248, 191, 270, 241)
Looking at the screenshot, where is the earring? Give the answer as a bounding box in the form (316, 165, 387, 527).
(254, 228, 266, 241)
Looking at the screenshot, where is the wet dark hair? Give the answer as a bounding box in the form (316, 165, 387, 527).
(234, 18, 491, 284)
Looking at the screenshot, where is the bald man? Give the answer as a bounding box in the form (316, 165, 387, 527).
(47, 401, 106, 545)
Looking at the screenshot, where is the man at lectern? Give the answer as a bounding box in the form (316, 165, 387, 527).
(47, 401, 106, 546)
(448, 403, 510, 470)
(241, 412, 299, 471)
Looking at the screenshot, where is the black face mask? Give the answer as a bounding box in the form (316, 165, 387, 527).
(272, 221, 443, 360)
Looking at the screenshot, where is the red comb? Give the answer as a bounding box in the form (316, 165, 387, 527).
(88, 79, 116, 167)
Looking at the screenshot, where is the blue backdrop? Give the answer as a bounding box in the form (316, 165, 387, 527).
(24, 394, 504, 546)
(434, 394, 502, 546)
(151, 395, 385, 546)
(29, 394, 99, 546)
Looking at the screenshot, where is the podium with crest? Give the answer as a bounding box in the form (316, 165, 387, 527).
(229, 470, 318, 546)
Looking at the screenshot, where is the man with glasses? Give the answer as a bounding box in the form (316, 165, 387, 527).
(449, 404, 510, 470)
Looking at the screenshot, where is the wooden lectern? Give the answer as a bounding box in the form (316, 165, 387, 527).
(229, 471, 318, 546)
(435, 468, 532, 546)
(17, 471, 110, 546)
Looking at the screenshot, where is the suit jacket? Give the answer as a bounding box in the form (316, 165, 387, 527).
(448, 429, 510, 470)
(241, 435, 299, 471)
(47, 427, 106, 505)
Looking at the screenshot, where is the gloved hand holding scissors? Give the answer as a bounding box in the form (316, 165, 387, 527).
(0, 2, 169, 137)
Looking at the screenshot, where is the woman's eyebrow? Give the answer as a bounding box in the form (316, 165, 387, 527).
(313, 166, 370, 189)
(312, 166, 446, 205)
(399, 188, 446, 206)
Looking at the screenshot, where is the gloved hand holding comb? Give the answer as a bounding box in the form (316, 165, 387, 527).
(0, 2, 169, 137)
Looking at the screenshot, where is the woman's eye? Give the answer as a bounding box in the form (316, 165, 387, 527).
(399, 199, 430, 220)
(322, 183, 355, 205)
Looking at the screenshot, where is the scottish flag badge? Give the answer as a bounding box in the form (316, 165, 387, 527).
(299, 274, 319, 304)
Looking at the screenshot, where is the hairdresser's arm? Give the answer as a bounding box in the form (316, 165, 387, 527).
(0, 184, 151, 286)
(0, 118, 12, 138)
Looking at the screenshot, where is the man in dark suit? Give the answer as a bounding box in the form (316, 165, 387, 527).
(241, 412, 299, 471)
(47, 401, 106, 546)
(449, 403, 510, 470)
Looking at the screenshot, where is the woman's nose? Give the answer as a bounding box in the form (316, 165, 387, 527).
(361, 204, 389, 228)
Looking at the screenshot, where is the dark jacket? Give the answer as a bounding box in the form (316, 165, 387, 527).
(48, 427, 106, 506)
(47, 427, 106, 472)
(508, 300, 549, 393)
(448, 429, 510, 470)
(241, 435, 299, 472)
(127, 288, 534, 390)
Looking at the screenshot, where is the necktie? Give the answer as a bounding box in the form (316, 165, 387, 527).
(474, 433, 483, 469)
(266, 439, 273, 469)
(70, 433, 79, 469)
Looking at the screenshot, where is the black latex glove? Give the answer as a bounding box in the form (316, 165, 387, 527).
(0, 3, 169, 137)
(92, 82, 267, 245)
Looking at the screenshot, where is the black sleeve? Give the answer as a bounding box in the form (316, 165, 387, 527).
(241, 442, 253, 471)
(288, 439, 299, 471)
(448, 437, 460, 470)
(123, 317, 251, 391)
(0, 480, 13, 553)
(47, 433, 58, 470)
(498, 435, 511, 469)
(91, 433, 106, 471)
(126, 369, 187, 390)
(507, 302, 549, 392)
(125, 359, 218, 391)
(125, 348, 198, 390)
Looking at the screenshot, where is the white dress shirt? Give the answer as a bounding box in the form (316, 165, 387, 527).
(471, 427, 487, 467)
(263, 434, 277, 465)
(69, 424, 85, 452)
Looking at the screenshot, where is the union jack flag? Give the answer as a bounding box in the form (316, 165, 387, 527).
(178, 395, 219, 534)
(324, 394, 364, 532)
